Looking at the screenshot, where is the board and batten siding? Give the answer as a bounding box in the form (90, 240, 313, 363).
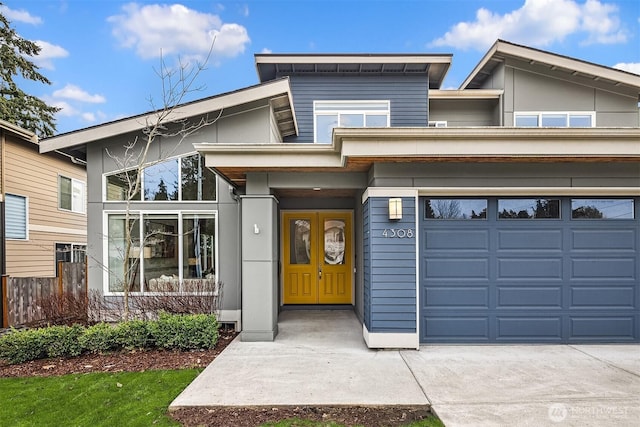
(282, 75, 428, 143)
(363, 197, 417, 333)
(4, 136, 86, 277)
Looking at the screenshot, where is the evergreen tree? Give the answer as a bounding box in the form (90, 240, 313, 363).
(0, 5, 59, 137)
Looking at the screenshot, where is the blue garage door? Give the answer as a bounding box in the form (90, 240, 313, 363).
(419, 197, 639, 343)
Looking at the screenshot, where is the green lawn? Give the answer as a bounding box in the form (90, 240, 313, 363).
(0, 370, 199, 427)
(1, 371, 443, 427)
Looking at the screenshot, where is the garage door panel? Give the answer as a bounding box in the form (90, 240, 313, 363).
(570, 317, 636, 340)
(425, 258, 489, 279)
(498, 258, 563, 279)
(425, 229, 489, 250)
(425, 286, 489, 308)
(570, 286, 636, 308)
(497, 229, 563, 250)
(571, 258, 636, 279)
(496, 317, 562, 341)
(497, 286, 562, 307)
(571, 229, 636, 250)
(424, 317, 490, 341)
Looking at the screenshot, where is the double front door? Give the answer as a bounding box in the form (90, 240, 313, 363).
(282, 211, 352, 304)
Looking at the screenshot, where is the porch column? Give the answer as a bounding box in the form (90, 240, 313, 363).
(240, 195, 279, 341)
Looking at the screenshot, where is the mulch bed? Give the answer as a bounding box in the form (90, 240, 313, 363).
(0, 327, 436, 426)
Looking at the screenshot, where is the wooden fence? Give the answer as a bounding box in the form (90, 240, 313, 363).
(1, 262, 87, 328)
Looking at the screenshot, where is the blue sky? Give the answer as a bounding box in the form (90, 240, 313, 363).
(3, 0, 639, 135)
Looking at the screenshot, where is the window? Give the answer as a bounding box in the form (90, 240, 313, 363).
(106, 212, 217, 293)
(55, 243, 86, 275)
(428, 121, 448, 128)
(498, 199, 561, 219)
(105, 154, 216, 202)
(59, 176, 86, 213)
(314, 100, 390, 143)
(571, 199, 634, 219)
(514, 112, 595, 127)
(5, 194, 27, 239)
(425, 199, 487, 219)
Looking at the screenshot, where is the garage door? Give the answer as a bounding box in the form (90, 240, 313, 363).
(420, 197, 639, 343)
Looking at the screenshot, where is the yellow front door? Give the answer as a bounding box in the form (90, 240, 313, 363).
(282, 211, 352, 304)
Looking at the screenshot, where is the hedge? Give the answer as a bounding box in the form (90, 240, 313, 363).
(0, 312, 219, 364)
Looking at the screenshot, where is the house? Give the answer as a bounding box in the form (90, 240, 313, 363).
(40, 40, 640, 347)
(0, 120, 87, 278)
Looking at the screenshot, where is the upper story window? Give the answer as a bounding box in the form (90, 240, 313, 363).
(105, 153, 216, 202)
(514, 112, 595, 128)
(5, 194, 27, 240)
(59, 176, 86, 214)
(314, 100, 390, 143)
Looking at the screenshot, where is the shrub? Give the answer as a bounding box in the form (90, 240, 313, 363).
(0, 328, 46, 364)
(80, 323, 118, 354)
(116, 320, 153, 350)
(40, 325, 84, 358)
(150, 312, 218, 350)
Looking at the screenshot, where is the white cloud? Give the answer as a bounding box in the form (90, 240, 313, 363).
(430, 0, 628, 51)
(31, 40, 69, 70)
(239, 4, 249, 17)
(613, 62, 640, 75)
(261, 48, 273, 54)
(108, 3, 250, 60)
(53, 84, 106, 103)
(0, 5, 43, 25)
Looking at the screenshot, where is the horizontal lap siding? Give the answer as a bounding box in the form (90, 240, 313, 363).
(363, 200, 371, 330)
(283, 75, 428, 143)
(366, 197, 416, 333)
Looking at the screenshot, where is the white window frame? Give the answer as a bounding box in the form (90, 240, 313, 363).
(313, 100, 390, 143)
(102, 152, 218, 203)
(102, 210, 219, 295)
(428, 121, 448, 128)
(514, 111, 596, 127)
(5, 193, 28, 240)
(58, 175, 86, 214)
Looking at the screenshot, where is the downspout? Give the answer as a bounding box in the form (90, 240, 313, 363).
(1, 128, 6, 276)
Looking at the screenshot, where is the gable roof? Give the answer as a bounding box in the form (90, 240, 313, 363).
(255, 53, 452, 89)
(0, 120, 38, 144)
(461, 39, 640, 95)
(40, 77, 296, 154)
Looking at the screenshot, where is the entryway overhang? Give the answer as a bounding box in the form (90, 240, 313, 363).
(195, 127, 640, 187)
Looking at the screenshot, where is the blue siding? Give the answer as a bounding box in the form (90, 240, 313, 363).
(364, 197, 417, 333)
(281, 75, 428, 143)
(420, 197, 640, 343)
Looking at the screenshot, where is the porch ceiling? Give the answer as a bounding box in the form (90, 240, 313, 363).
(196, 127, 640, 187)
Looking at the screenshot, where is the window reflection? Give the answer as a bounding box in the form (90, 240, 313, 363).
(144, 159, 179, 201)
(290, 219, 311, 264)
(425, 199, 487, 219)
(324, 219, 345, 265)
(498, 199, 560, 219)
(572, 199, 634, 219)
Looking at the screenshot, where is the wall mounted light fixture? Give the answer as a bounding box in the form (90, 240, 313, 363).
(388, 198, 402, 220)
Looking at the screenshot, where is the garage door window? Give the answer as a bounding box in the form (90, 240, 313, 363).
(498, 199, 560, 219)
(571, 199, 635, 219)
(425, 199, 487, 219)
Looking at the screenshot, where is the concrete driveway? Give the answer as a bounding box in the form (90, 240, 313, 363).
(171, 310, 640, 427)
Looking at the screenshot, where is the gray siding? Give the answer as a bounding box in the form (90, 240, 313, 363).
(363, 197, 416, 333)
(429, 99, 499, 126)
(363, 199, 371, 330)
(282, 75, 428, 143)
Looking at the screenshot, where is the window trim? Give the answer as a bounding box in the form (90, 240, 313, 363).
(58, 175, 86, 214)
(514, 111, 596, 127)
(102, 153, 218, 203)
(55, 242, 87, 275)
(102, 209, 219, 295)
(5, 193, 29, 240)
(313, 100, 390, 143)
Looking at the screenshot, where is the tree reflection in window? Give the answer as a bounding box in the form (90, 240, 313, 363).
(498, 199, 560, 219)
(426, 199, 487, 219)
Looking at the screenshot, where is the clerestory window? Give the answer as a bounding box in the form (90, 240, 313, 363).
(314, 100, 390, 143)
(514, 112, 595, 127)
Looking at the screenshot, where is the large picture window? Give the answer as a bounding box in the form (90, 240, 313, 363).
(314, 100, 390, 143)
(105, 154, 216, 202)
(106, 212, 217, 293)
(514, 112, 595, 127)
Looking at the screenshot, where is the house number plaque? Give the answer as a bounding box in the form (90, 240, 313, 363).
(382, 228, 414, 238)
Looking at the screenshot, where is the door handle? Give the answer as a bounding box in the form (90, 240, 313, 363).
(318, 267, 322, 280)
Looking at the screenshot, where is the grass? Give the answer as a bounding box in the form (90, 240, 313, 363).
(0, 370, 443, 427)
(0, 370, 200, 427)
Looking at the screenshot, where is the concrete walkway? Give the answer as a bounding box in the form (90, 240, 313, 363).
(170, 310, 640, 427)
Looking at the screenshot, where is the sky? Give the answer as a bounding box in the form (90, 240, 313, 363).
(2, 0, 639, 135)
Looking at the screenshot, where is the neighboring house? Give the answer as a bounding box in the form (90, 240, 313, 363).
(41, 40, 640, 347)
(0, 120, 87, 278)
